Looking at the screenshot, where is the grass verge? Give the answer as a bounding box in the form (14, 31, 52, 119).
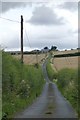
(57, 68, 78, 114)
(46, 60, 57, 81)
(2, 52, 45, 118)
(46, 60, 79, 117)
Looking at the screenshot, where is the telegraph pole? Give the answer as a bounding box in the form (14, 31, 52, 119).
(21, 15, 23, 64)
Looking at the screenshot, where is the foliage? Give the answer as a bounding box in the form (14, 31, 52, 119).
(46, 60, 57, 81)
(44, 47, 49, 50)
(57, 68, 78, 116)
(17, 80, 30, 98)
(2, 52, 45, 118)
(78, 68, 80, 118)
(50, 46, 57, 51)
(0, 51, 2, 120)
(46, 60, 79, 117)
(54, 52, 80, 58)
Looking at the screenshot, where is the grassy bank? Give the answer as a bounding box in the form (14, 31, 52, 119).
(46, 60, 57, 81)
(0, 51, 2, 120)
(57, 68, 78, 113)
(46, 60, 79, 116)
(2, 52, 45, 118)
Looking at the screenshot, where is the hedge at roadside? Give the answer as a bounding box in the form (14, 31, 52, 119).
(2, 52, 45, 118)
(46, 60, 79, 117)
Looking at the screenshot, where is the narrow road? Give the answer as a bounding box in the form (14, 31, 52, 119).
(14, 59, 78, 118)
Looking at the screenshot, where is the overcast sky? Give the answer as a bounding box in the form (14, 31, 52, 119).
(0, 1, 78, 51)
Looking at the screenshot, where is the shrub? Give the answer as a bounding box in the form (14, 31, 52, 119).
(17, 80, 30, 98)
(2, 52, 45, 118)
(57, 68, 78, 113)
(46, 60, 78, 116)
(46, 60, 57, 81)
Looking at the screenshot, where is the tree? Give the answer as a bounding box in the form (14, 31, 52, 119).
(51, 46, 57, 51)
(44, 46, 49, 50)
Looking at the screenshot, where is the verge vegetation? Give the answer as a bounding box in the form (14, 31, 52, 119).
(2, 52, 45, 118)
(0, 51, 2, 119)
(46, 60, 57, 81)
(46, 59, 79, 117)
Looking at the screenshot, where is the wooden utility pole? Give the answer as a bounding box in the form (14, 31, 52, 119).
(21, 15, 23, 63)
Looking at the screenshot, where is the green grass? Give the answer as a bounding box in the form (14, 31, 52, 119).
(46, 60, 57, 81)
(0, 51, 2, 120)
(46, 59, 79, 117)
(57, 68, 78, 112)
(78, 68, 80, 118)
(2, 52, 45, 118)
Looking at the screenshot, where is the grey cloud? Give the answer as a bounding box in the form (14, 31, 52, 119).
(59, 2, 78, 11)
(2, 2, 32, 13)
(30, 39, 59, 49)
(2, 36, 20, 49)
(28, 37, 77, 50)
(28, 5, 64, 25)
(2, 31, 77, 51)
(26, 30, 76, 50)
(0, 1, 2, 14)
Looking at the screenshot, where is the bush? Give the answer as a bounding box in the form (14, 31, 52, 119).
(2, 52, 45, 118)
(17, 80, 30, 98)
(46, 60, 79, 116)
(46, 60, 57, 81)
(57, 68, 78, 113)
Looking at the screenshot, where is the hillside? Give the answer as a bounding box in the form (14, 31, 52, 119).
(12, 49, 79, 71)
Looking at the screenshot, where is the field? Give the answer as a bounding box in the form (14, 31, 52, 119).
(50, 49, 79, 71)
(13, 49, 79, 70)
(12, 54, 46, 65)
(53, 49, 78, 55)
(51, 56, 79, 71)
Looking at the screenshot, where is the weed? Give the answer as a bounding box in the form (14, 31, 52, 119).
(46, 60, 79, 116)
(2, 52, 45, 118)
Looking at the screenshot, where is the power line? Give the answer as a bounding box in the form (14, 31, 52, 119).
(0, 16, 20, 23)
(24, 25, 32, 49)
(23, 23, 39, 64)
(23, 29, 37, 64)
(0, 16, 32, 50)
(0, 16, 29, 23)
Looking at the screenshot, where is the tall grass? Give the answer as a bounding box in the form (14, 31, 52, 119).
(57, 68, 78, 113)
(78, 68, 80, 118)
(46, 60, 57, 81)
(2, 52, 45, 118)
(0, 50, 2, 120)
(46, 60, 79, 116)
